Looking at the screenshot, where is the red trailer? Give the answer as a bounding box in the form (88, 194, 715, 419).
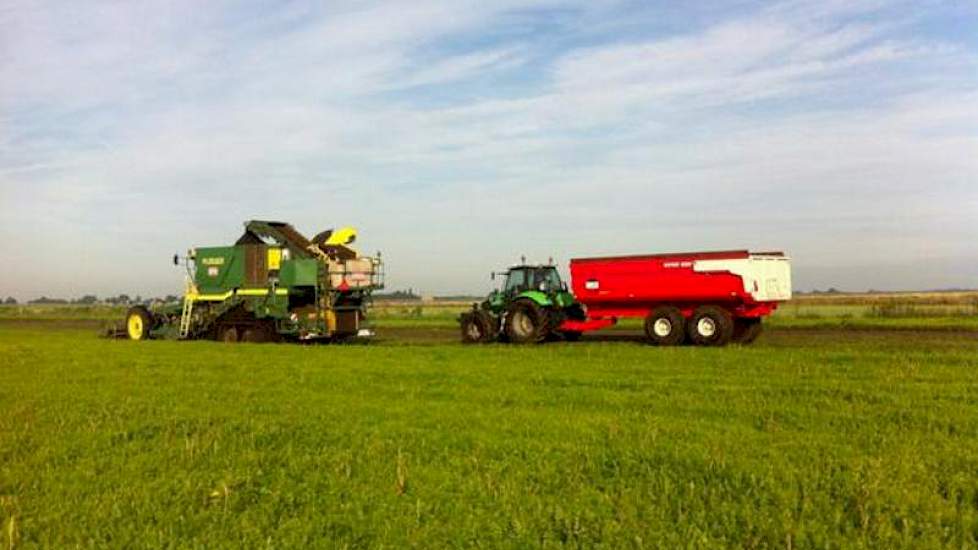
(562, 250, 791, 346)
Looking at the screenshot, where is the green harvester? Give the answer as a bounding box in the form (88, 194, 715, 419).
(119, 220, 383, 343)
(458, 260, 585, 344)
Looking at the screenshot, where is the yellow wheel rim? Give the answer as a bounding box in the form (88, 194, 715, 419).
(127, 314, 144, 340)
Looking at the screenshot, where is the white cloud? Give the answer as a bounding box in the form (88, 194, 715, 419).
(0, 0, 975, 298)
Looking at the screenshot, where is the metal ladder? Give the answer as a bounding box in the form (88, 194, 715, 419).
(179, 296, 195, 339)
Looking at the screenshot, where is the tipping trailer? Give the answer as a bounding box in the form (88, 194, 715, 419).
(117, 220, 384, 343)
(459, 250, 790, 346)
(566, 250, 791, 345)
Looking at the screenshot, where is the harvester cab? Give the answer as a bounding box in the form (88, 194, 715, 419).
(460, 260, 584, 345)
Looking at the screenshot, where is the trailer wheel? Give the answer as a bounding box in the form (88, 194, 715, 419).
(687, 305, 734, 346)
(460, 311, 494, 344)
(505, 300, 547, 344)
(644, 306, 685, 346)
(125, 306, 153, 340)
(733, 318, 763, 344)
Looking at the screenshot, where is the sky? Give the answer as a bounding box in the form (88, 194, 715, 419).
(1, 0, 976, 300)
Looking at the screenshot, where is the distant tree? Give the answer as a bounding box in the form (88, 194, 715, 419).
(3, 297, 16, 305)
(373, 289, 421, 301)
(116, 294, 131, 305)
(164, 294, 179, 303)
(76, 295, 98, 304)
(29, 296, 68, 304)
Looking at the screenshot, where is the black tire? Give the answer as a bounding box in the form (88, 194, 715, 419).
(125, 306, 153, 341)
(565, 302, 587, 321)
(460, 311, 494, 344)
(504, 300, 547, 344)
(643, 306, 685, 346)
(241, 322, 278, 343)
(562, 331, 582, 342)
(687, 305, 734, 346)
(218, 326, 240, 343)
(732, 318, 763, 344)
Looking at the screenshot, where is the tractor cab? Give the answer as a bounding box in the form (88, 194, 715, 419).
(499, 265, 565, 295)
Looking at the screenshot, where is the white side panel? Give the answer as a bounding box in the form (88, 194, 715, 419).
(693, 256, 792, 302)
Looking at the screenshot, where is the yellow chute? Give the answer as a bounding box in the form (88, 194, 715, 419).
(324, 227, 357, 246)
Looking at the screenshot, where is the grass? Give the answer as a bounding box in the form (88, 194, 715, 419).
(1, 321, 977, 547)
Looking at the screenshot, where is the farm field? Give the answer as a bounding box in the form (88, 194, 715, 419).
(1, 299, 977, 547)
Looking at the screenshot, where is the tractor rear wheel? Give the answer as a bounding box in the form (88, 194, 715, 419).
(687, 305, 734, 346)
(644, 306, 685, 346)
(460, 311, 494, 344)
(505, 300, 547, 344)
(125, 306, 153, 341)
(732, 318, 763, 344)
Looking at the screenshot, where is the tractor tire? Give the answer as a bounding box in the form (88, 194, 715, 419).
(504, 300, 547, 344)
(125, 306, 153, 341)
(732, 318, 763, 344)
(644, 306, 685, 346)
(460, 311, 494, 344)
(218, 326, 240, 343)
(687, 305, 734, 346)
(561, 331, 582, 342)
(565, 302, 587, 321)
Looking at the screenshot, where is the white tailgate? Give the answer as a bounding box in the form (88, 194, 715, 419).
(693, 255, 792, 302)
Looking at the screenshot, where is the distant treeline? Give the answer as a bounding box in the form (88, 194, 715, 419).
(2, 291, 481, 306)
(1, 294, 179, 306)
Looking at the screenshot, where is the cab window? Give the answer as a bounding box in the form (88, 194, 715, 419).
(504, 269, 526, 293)
(532, 268, 561, 291)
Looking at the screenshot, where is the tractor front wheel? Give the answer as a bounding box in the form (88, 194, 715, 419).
(460, 311, 495, 344)
(125, 306, 153, 341)
(505, 300, 547, 344)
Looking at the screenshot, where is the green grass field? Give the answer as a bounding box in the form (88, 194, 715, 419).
(2, 305, 978, 547)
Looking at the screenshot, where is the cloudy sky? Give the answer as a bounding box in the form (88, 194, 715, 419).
(1, 0, 976, 299)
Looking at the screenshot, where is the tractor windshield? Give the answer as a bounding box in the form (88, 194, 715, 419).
(503, 267, 562, 294)
(532, 267, 562, 292)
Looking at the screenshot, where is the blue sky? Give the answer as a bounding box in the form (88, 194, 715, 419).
(1, 0, 976, 299)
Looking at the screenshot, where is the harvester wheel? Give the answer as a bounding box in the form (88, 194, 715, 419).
(219, 326, 240, 343)
(732, 318, 763, 344)
(460, 311, 494, 344)
(687, 305, 734, 346)
(644, 306, 685, 346)
(241, 327, 266, 343)
(504, 300, 547, 344)
(125, 306, 153, 341)
(241, 322, 278, 343)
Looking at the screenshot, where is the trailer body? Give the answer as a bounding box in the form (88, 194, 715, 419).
(565, 250, 791, 345)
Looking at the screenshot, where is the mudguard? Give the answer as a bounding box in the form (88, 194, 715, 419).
(516, 290, 552, 306)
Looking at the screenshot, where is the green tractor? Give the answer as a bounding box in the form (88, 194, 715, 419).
(459, 261, 585, 344)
